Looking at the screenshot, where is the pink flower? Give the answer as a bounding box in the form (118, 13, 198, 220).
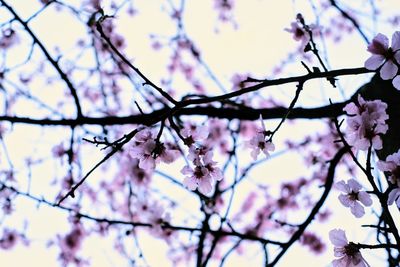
(131, 139, 156, 170)
(130, 127, 179, 170)
(343, 95, 388, 151)
(248, 132, 275, 159)
(203, 151, 223, 181)
(135, 198, 173, 240)
(377, 149, 400, 208)
(343, 95, 388, 123)
(152, 142, 180, 164)
(182, 165, 212, 193)
(181, 150, 223, 194)
(187, 145, 209, 165)
(329, 229, 369, 267)
(120, 157, 152, 187)
(285, 22, 310, 45)
(57, 225, 86, 265)
(365, 32, 400, 89)
(246, 116, 275, 159)
(376, 149, 400, 185)
(180, 123, 208, 146)
(285, 15, 320, 50)
(204, 119, 229, 153)
(0, 229, 18, 250)
(300, 232, 326, 254)
(335, 179, 372, 218)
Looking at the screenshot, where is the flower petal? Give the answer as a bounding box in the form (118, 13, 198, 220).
(350, 202, 365, 218)
(394, 51, 400, 65)
(380, 61, 398, 80)
(338, 194, 352, 207)
(367, 33, 389, 54)
(198, 178, 212, 194)
(392, 31, 400, 51)
(393, 75, 400, 91)
(335, 180, 350, 193)
(364, 54, 385, 70)
(348, 179, 362, 192)
(388, 188, 400, 205)
(329, 229, 348, 247)
(183, 176, 198, 190)
(358, 191, 372, 206)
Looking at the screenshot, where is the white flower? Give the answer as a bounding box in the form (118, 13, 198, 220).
(329, 229, 370, 267)
(335, 179, 372, 218)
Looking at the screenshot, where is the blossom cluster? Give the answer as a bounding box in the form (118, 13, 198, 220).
(343, 95, 388, 151)
(130, 127, 180, 170)
(181, 146, 223, 194)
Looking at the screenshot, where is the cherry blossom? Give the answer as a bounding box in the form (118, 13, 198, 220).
(182, 149, 223, 194)
(285, 14, 320, 50)
(130, 128, 157, 169)
(365, 32, 400, 89)
(246, 116, 275, 160)
(0, 228, 19, 250)
(377, 149, 400, 208)
(329, 229, 370, 267)
(57, 224, 87, 266)
(204, 119, 230, 153)
(119, 154, 152, 187)
(135, 198, 173, 240)
(180, 122, 208, 146)
(300, 232, 326, 254)
(148, 205, 173, 240)
(335, 179, 372, 218)
(343, 95, 388, 151)
(182, 165, 212, 193)
(130, 127, 180, 170)
(376, 149, 400, 185)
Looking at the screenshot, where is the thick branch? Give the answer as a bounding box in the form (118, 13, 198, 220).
(0, 101, 347, 126)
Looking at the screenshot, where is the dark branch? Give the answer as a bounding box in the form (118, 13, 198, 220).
(329, 0, 370, 44)
(267, 146, 347, 266)
(0, 102, 347, 126)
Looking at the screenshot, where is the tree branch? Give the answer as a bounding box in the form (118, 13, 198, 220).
(0, 0, 83, 118)
(267, 146, 347, 266)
